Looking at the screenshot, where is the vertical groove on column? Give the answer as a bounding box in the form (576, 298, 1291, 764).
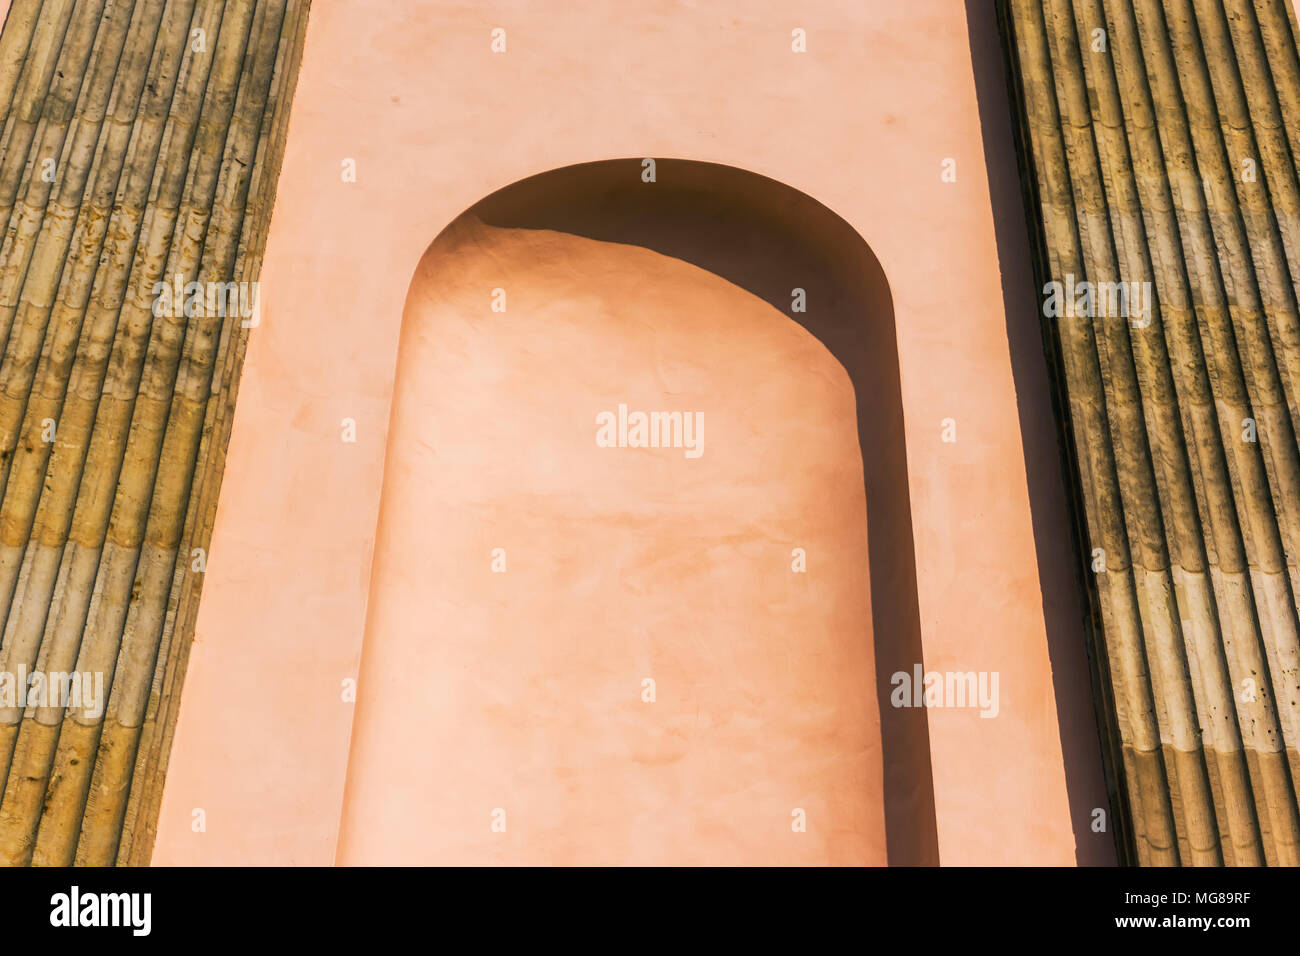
(0, 2, 46, 139)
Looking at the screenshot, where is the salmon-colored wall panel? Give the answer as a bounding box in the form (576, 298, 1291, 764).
(154, 0, 1110, 865)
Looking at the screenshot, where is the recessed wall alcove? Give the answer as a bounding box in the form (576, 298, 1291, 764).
(337, 159, 937, 865)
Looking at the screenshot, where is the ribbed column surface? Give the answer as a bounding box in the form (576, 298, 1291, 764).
(0, 0, 309, 865)
(1003, 0, 1300, 864)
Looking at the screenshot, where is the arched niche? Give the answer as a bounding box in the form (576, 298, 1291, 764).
(337, 159, 937, 865)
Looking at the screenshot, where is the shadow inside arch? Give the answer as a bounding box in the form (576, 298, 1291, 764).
(470, 158, 939, 865)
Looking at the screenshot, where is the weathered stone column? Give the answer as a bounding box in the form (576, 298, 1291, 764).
(0, 0, 309, 865)
(1003, 0, 1300, 864)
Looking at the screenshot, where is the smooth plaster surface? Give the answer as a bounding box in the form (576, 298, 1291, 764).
(338, 211, 885, 864)
(150, 0, 1112, 865)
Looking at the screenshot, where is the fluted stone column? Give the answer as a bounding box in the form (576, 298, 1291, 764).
(0, 0, 309, 865)
(1003, 0, 1300, 865)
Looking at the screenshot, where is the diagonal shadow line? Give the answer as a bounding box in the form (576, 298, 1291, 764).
(968, 0, 1118, 865)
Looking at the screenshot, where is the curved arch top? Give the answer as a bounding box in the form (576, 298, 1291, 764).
(337, 159, 937, 865)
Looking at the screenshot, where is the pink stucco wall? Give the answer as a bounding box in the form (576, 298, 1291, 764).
(337, 212, 886, 864)
(152, 0, 1111, 864)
